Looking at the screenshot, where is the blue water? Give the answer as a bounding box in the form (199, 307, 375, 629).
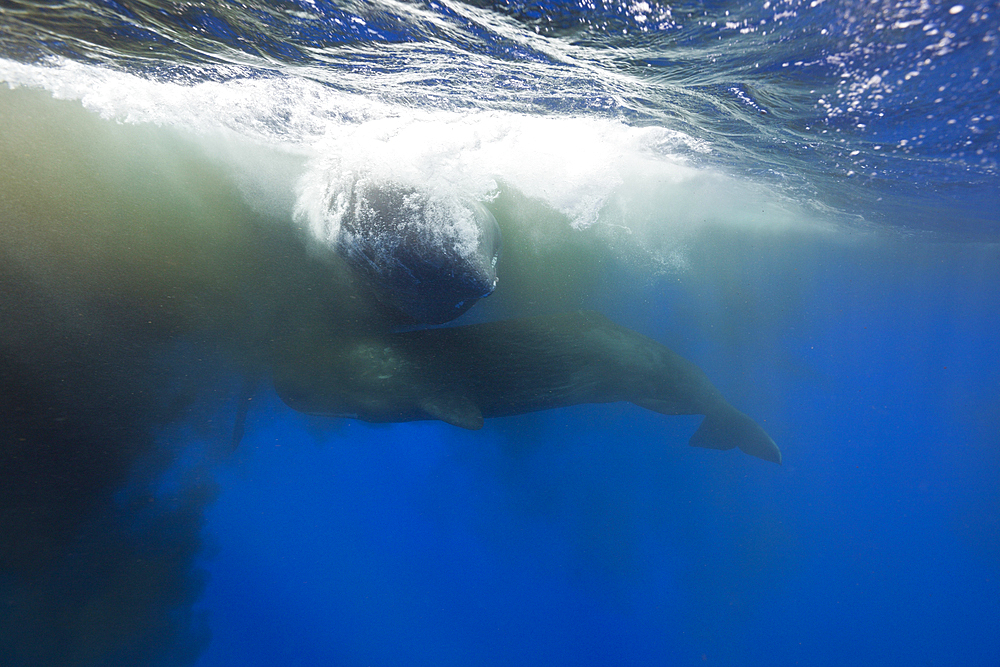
(1, 1, 998, 666)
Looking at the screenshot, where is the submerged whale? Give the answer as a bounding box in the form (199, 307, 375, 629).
(274, 311, 782, 464)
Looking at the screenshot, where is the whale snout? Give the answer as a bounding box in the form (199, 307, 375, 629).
(334, 181, 502, 324)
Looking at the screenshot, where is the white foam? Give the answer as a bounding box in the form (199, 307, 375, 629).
(1, 57, 832, 268)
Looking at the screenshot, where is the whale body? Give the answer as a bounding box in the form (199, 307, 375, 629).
(274, 311, 782, 464)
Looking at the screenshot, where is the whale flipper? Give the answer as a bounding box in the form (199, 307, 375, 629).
(690, 408, 782, 464)
(421, 395, 484, 430)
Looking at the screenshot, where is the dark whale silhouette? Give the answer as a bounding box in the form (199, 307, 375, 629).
(274, 311, 782, 463)
(335, 181, 501, 324)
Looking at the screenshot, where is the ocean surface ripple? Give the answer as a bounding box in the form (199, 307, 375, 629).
(2, 0, 998, 235)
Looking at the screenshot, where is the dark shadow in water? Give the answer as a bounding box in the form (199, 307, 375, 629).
(0, 86, 370, 666)
(0, 266, 215, 665)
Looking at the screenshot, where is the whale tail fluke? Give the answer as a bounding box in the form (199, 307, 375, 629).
(689, 407, 782, 464)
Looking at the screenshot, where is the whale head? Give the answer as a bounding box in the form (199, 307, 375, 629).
(335, 181, 501, 324)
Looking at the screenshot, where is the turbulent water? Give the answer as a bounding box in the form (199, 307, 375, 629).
(1, 2, 998, 666)
(3, 0, 998, 236)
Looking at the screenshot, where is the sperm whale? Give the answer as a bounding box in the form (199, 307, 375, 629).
(274, 311, 781, 463)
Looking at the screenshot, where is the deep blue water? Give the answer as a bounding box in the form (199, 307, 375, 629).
(1, 2, 998, 666)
